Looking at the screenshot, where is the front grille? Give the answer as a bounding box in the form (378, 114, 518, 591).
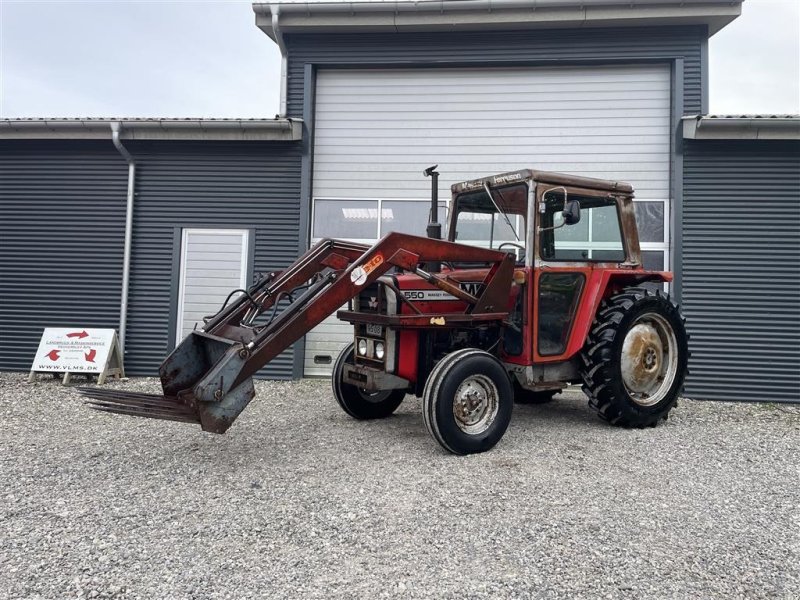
(354, 283, 386, 314)
(352, 280, 396, 372)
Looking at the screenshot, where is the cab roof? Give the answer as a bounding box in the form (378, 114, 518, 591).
(451, 169, 634, 195)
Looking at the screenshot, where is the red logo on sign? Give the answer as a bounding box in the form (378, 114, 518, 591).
(67, 330, 89, 339)
(84, 349, 97, 363)
(46, 349, 60, 361)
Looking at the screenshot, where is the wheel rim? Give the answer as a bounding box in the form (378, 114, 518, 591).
(452, 374, 499, 434)
(620, 312, 679, 407)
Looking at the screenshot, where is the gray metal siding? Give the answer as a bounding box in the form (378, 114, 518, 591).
(285, 26, 705, 118)
(683, 140, 800, 403)
(125, 140, 302, 378)
(307, 64, 673, 377)
(0, 140, 303, 380)
(0, 140, 127, 372)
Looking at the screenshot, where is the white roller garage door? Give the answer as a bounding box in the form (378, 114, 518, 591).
(306, 64, 671, 377)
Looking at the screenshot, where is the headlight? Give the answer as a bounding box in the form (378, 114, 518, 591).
(375, 342, 385, 360)
(357, 339, 368, 356)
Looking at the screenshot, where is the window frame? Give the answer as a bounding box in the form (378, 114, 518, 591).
(310, 196, 448, 244)
(534, 185, 635, 266)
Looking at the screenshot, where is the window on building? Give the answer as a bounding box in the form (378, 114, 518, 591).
(312, 198, 447, 242)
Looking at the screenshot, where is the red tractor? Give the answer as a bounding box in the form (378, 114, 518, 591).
(82, 168, 688, 455)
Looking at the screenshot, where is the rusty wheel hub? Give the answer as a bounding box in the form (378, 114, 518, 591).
(453, 375, 499, 434)
(620, 313, 679, 407)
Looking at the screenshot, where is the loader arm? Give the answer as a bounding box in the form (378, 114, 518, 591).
(80, 232, 514, 434)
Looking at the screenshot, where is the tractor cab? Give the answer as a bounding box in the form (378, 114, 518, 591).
(448, 169, 642, 270)
(447, 169, 671, 400)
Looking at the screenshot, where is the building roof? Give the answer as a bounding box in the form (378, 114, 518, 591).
(0, 118, 303, 141)
(254, 0, 742, 39)
(682, 115, 800, 140)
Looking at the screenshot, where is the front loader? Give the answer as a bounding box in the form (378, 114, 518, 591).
(81, 168, 688, 454)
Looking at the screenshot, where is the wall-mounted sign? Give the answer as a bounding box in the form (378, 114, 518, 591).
(28, 328, 125, 385)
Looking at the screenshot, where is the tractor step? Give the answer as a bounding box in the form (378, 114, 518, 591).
(78, 388, 201, 425)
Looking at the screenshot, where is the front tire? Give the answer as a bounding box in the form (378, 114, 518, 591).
(422, 348, 513, 455)
(332, 343, 405, 420)
(581, 287, 688, 427)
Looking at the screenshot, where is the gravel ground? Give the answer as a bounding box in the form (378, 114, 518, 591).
(0, 372, 798, 600)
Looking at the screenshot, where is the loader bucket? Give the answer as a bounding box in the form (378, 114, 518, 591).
(80, 330, 256, 434)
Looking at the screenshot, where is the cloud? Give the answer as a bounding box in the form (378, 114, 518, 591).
(709, 0, 800, 114)
(0, 1, 281, 117)
(1, 1, 797, 118)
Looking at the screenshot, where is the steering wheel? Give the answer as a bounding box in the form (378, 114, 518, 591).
(498, 242, 525, 253)
(498, 242, 525, 263)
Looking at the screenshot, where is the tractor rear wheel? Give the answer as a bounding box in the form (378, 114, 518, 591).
(422, 348, 513, 455)
(332, 343, 405, 420)
(581, 287, 688, 427)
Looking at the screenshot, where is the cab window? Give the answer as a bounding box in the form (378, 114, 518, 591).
(540, 194, 625, 262)
(452, 183, 527, 252)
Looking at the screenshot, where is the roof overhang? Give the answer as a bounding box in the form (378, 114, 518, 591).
(682, 115, 800, 140)
(254, 0, 742, 39)
(0, 118, 303, 141)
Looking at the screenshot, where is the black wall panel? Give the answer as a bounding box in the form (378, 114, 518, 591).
(285, 25, 706, 118)
(0, 140, 126, 372)
(683, 140, 800, 402)
(124, 140, 302, 378)
(0, 139, 303, 379)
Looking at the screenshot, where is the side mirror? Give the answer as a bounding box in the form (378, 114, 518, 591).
(537, 186, 581, 234)
(563, 200, 581, 225)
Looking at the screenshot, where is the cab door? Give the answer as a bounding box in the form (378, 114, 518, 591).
(532, 185, 626, 363)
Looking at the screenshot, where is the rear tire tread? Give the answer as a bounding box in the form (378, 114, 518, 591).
(580, 286, 688, 428)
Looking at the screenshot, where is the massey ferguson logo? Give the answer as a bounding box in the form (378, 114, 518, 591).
(459, 281, 485, 296)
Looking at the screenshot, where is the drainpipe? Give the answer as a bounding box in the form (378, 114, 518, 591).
(110, 122, 135, 353)
(271, 3, 288, 116)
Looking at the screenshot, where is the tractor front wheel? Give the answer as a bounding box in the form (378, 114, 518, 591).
(332, 343, 405, 420)
(422, 348, 513, 455)
(581, 287, 688, 427)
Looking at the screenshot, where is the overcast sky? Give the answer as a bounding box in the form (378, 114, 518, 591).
(0, 0, 798, 118)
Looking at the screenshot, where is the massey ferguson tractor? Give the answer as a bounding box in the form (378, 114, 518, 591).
(81, 168, 688, 455)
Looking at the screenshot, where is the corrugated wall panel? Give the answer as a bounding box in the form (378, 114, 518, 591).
(683, 140, 800, 403)
(0, 141, 127, 371)
(286, 26, 705, 118)
(313, 65, 671, 199)
(0, 140, 303, 380)
(125, 140, 302, 378)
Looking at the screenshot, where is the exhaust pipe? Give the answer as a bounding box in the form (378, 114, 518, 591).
(424, 165, 441, 272)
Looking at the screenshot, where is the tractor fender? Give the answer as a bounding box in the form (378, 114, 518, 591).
(562, 269, 673, 362)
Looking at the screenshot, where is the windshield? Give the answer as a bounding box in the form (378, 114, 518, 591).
(451, 183, 527, 250)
